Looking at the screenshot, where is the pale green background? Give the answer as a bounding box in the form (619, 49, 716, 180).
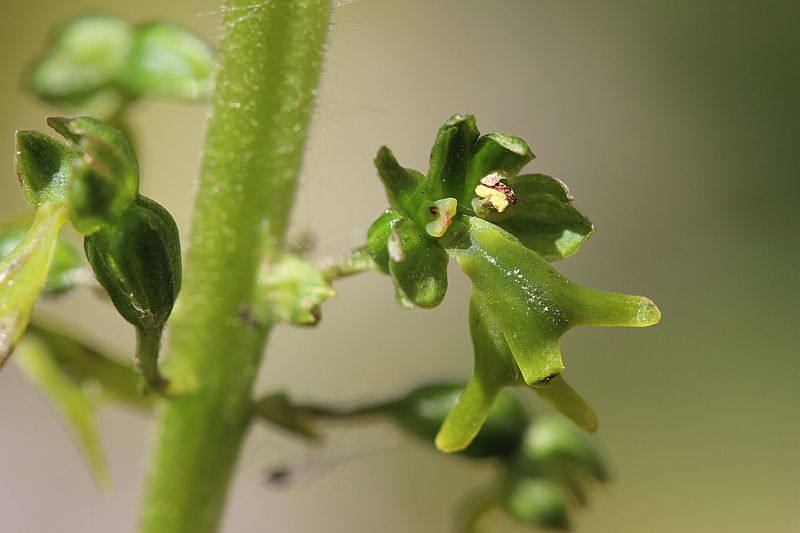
(0, 1, 798, 532)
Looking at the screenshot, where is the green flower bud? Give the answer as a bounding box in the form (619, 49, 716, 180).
(255, 254, 335, 326)
(497, 415, 608, 530)
(48, 116, 140, 234)
(84, 196, 181, 332)
(26, 14, 132, 107)
(122, 22, 214, 102)
(48, 116, 139, 180)
(518, 414, 609, 483)
(502, 477, 570, 530)
(26, 14, 214, 115)
(389, 383, 528, 459)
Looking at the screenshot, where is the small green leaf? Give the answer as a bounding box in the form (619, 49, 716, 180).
(462, 133, 534, 209)
(374, 147, 426, 220)
(256, 254, 335, 326)
(14, 335, 108, 486)
(426, 114, 479, 200)
(84, 196, 182, 332)
(494, 173, 594, 261)
(15, 131, 77, 208)
(0, 203, 68, 367)
(122, 22, 214, 102)
(388, 218, 448, 309)
(26, 14, 132, 104)
(253, 391, 319, 440)
(366, 209, 403, 273)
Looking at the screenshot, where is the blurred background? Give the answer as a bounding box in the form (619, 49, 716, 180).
(1, 0, 798, 532)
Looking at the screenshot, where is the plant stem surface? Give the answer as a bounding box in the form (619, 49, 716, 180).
(139, 2, 330, 532)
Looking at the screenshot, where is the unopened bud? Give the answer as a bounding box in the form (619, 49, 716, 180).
(84, 196, 181, 331)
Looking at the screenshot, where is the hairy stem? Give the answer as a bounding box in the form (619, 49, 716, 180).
(138, 2, 330, 532)
(319, 247, 377, 281)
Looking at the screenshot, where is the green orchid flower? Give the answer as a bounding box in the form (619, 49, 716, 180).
(366, 115, 661, 453)
(367, 114, 599, 310)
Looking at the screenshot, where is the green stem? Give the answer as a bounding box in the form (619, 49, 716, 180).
(319, 247, 377, 281)
(138, 2, 330, 532)
(299, 400, 395, 420)
(250, 393, 394, 440)
(134, 327, 167, 392)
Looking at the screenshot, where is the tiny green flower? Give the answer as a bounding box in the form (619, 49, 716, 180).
(367, 115, 660, 451)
